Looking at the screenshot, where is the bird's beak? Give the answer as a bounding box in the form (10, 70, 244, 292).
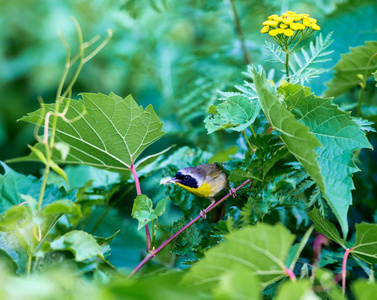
(160, 177, 177, 185)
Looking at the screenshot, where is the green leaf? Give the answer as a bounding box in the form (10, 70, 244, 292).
(352, 280, 377, 300)
(50, 230, 104, 261)
(351, 223, 377, 264)
(325, 41, 377, 97)
(275, 280, 316, 300)
(40, 199, 81, 216)
(15, 93, 165, 173)
(94, 230, 120, 255)
(208, 146, 238, 164)
(373, 70, 377, 87)
(183, 223, 296, 288)
(0, 248, 18, 273)
(308, 208, 344, 247)
(131, 195, 168, 230)
(213, 268, 261, 300)
(0, 232, 27, 274)
(251, 68, 325, 200)
(204, 95, 260, 134)
(0, 162, 76, 212)
(0, 205, 31, 227)
(280, 83, 372, 237)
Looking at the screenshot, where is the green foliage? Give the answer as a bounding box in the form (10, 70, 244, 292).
(204, 95, 260, 133)
(279, 82, 372, 237)
(12, 93, 165, 172)
(325, 41, 377, 97)
(50, 230, 104, 261)
(1, 1, 377, 299)
(289, 32, 334, 84)
(131, 195, 168, 230)
(183, 223, 296, 288)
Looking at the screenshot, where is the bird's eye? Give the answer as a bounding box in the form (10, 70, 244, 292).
(184, 175, 190, 181)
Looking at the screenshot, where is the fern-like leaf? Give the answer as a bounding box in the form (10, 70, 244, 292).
(264, 41, 285, 66)
(289, 32, 334, 84)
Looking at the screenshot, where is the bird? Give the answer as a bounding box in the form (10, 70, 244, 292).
(161, 163, 235, 220)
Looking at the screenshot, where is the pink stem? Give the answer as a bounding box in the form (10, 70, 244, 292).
(129, 179, 252, 277)
(130, 162, 151, 251)
(342, 247, 352, 295)
(284, 267, 296, 281)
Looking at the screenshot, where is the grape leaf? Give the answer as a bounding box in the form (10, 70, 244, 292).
(131, 195, 168, 230)
(325, 41, 377, 97)
(250, 68, 325, 205)
(50, 230, 104, 261)
(352, 280, 377, 300)
(204, 95, 261, 134)
(275, 280, 315, 300)
(280, 83, 372, 237)
(307, 208, 344, 246)
(183, 223, 295, 288)
(13, 93, 165, 174)
(351, 223, 377, 264)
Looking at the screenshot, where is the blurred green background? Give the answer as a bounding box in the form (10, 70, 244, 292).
(2, 0, 377, 177)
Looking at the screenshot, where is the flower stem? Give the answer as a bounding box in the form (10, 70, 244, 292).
(285, 50, 290, 81)
(128, 179, 252, 277)
(242, 130, 255, 152)
(284, 267, 296, 281)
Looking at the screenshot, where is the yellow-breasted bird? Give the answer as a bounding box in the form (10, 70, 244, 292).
(162, 163, 235, 221)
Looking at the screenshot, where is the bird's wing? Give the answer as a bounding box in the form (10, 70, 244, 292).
(205, 164, 223, 179)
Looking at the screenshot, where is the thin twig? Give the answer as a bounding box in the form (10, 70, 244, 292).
(129, 179, 252, 277)
(229, 0, 251, 65)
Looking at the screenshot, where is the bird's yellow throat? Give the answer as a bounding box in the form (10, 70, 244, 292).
(175, 181, 212, 198)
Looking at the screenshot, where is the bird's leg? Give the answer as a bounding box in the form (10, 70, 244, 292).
(200, 198, 216, 219)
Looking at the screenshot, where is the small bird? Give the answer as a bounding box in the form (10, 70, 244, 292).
(161, 163, 234, 220)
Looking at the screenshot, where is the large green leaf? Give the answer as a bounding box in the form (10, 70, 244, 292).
(280, 83, 372, 237)
(352, 280, 377, 300)
(275, 280, 317, 300)
(183, 223, 296, 288)
(204, 95, 260, 134)
(14, 93, 165, 173)
(351, 223, 377, 264)
(251, 69, 325, 205)
(325, 41, 377, 97)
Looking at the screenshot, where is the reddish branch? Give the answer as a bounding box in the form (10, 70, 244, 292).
(129, 179, 252, 277)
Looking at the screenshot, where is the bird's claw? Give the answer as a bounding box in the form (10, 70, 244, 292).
(200, 210, 207, 219)
(230, 187, 237, 198)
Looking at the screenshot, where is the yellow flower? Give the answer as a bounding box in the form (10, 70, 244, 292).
(273, 17, 283, 22)
(284, 29, 294, 36)
(261, 25, 269, 33)
(282, 17, 294, 24)
(293, 15, 302, 21)
(308, 17, 317, 23)
(263, 20, 278, 27)
(276, 28, 285, 34)
(297, 23, 306, 30)
(269, 29, 278, 36)
(280, 24, 288, 29)
(268, 14, 279, 20)
(290, 23, 299, 30)
(286, 11, 296, 15)
(303, 19, 312, 27)
(312, 24, 321, 30)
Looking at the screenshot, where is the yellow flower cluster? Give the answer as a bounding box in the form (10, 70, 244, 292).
(261, 11, 320, 37)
